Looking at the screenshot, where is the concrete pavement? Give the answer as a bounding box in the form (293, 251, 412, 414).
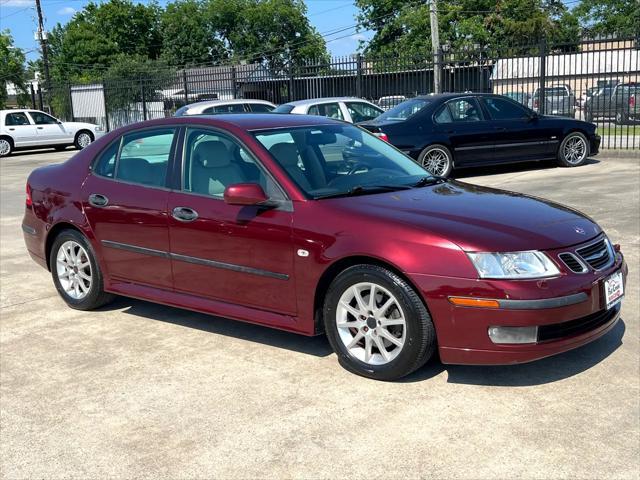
(1, 149, 638, 479)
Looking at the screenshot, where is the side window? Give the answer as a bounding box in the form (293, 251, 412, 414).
(5, 112, 31, 126)
(308, 103, 344, 120)
(28, 111, 59, 125)
(434, 105, 453, 123)
(94, 140, 119, 178)
(345, 102, 383, 122)
(213, 104, 245, 113)
(483, 97, 529, 120)
(448, 98, 482, 122)
(249, 103, 274, 112)
(182, 128, 284, 200)
(116, 129, 175, 187)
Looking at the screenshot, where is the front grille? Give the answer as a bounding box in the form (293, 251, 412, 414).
(559, 252, 587, 273)
(537, 304, 619, 342)
(576, 238, 612, 270)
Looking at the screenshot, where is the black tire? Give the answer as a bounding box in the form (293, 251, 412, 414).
(49, 229, 115, 310)
(74, 130, 94, 150)
(417, 144, 453, 178)
(615, 111, 628, 125)
(0, 136, 13, 157)
(557, 131, 589, 167)
(323, 264, 436, 381)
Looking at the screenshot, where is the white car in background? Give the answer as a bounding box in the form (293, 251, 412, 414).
(273, 97, 384, 123)
(0, 109, 104, 157)
(174, 99, 277, 116)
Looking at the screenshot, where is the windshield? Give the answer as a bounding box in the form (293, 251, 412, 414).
(253, 124, 431, 199)
(274, 104, 295, 113)
(376, 98, 431, 122)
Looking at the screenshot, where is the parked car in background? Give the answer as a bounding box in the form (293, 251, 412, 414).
(529, 85, 576, 118)
(377, 95, 407, 110)
(503, 91, 530, 106)
(273, 97, 383, 123)
(22, 114, 625, 380)
(174, 99, 276, 116)
(584, 82, 639, 124)
(359, 93, 600, 177)
(0, 109, 103, 157)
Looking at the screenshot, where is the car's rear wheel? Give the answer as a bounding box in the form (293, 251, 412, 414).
(50, 229, 114, 310)
(323, 265, 436, 381)
(418, 144, 453, 178)
(557, 132, 589, 167)
(74, 131, 93, 150)
(0, 137, 13, 157)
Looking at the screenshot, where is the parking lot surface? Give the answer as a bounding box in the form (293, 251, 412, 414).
(1, 149, 638, 479)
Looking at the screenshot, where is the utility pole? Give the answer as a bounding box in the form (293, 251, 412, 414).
(429, 0, 441, 94)
(34, 0, 52, 110)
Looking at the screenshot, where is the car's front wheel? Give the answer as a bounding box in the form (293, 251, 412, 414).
(557, 132, 589, 167)
(74, 130, 94, 150)
(50, 229, 114, 310)
(323, 265, 436, 381)
(0, 136, 13, 157)
(418, 144, 453, 178)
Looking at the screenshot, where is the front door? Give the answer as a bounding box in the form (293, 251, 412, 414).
(27, 111, 71, 144)
(167, 127, 296, 314)
(81, 127, 177, 289)
(433, 97, 494, 166)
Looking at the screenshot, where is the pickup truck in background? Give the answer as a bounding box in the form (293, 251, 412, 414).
(584, 82, 639, 124)
(529, 84, 576, 118)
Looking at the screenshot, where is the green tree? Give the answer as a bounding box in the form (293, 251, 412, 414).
(574, 0, 640, 37)
(355, 0, 581, 58)
(0, 31, 28, 108)
(48, 0, 163, 83)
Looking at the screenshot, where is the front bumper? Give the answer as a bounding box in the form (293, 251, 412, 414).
(590, 133, 601, 156)
(410, 250, 626, 365)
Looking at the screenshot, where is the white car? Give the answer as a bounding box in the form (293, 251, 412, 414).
(273, 97, 384, 123)
(174, 99, 277, 116)
(0, 109, 104, 157)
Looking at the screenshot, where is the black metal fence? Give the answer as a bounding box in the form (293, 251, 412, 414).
(30, 36, 639, 149)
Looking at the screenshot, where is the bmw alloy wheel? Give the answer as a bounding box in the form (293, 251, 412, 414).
(336, 282, 406, 365)
(56, 240, 92, 300)
(563, 135, 587, 165)
(421, 148, 451, 176)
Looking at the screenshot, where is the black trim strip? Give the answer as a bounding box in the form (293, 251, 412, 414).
(449, 292, 588, 310)
(101, 239, 289, 280)
(455, 140, 559, 151)
(21, 224, 36, 235)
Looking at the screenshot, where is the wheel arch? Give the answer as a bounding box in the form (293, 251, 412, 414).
(312, 255, 429, 334)
(0, 134, 14, 150)
(75, 129, 95, 142)
(558, 128, 591, 153)
(45, 222, 86, 271)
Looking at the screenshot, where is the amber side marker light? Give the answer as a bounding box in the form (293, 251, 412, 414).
(448, 297, 500, 308)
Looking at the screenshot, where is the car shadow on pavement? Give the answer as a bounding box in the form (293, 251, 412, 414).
(452, 158, 600, 180)
(404, 319, 625, 386)
(105, 297, 334, 357)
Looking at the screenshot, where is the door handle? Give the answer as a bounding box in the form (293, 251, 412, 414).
(88, 193, 109, 207)
(172, 206, 198, 222)
(494, 126, 507, 131)
(37, 126, 44, 130)
(8, 128, 15, 131)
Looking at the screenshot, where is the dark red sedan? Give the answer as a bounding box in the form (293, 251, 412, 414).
(22, 114, 627, 380)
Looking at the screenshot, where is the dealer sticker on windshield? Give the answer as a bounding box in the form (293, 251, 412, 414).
(604, 271, 624, 310)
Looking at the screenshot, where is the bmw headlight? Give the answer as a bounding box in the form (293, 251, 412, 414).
(467, 251, 560, 279)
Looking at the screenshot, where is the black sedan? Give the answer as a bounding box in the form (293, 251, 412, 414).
(359, 93, 601, 177)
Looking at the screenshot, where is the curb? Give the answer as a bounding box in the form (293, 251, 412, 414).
(599, 149, 640, 159)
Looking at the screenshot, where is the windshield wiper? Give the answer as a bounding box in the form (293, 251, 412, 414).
(314, 184, 412, 199)
(412, 176, 446, 188)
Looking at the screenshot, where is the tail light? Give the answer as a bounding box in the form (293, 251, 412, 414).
(26, 183, 32, 208)
(374, 132, 389, 142)
(630, 96, 636, 108)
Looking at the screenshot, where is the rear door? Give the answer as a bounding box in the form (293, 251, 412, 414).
(166, 127, 296, 314)
(480, 96, 556, 161)
(432, 97, 494, 166)
(3, 111, 38, 147)
(27, 111, 71, 144)
(81, 127, 177, 289)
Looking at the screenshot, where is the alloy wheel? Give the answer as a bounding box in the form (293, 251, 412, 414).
(0, 139, 11, 156)
(336, 282, 406, 365)
(77, 133, 92, 148)
(421, 148, 450, 176)
(563, 135, 587, 165)
(56, 240, 92, 300)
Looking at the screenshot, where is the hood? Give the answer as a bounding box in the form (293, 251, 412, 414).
(63, 121, 98, 130)
(330, 181, 601, 252)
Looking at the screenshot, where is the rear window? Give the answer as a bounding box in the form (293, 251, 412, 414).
(249, 103, 275, 112)
(274, 104, 295, 113)
(376, 98, 431, 122)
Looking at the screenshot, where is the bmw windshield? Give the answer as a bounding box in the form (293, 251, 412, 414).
(253, 124, 434, 199)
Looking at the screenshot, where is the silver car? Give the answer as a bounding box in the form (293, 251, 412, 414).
(174, 99, 276, 116)
(273, 97, 384, 123)
(0, 109, 104, 157)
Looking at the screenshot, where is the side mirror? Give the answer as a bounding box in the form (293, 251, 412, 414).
(223, 183, 269, 206)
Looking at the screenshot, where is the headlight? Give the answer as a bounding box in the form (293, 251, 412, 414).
(95, 125, 104, 132)
(467, 251, 560, 279)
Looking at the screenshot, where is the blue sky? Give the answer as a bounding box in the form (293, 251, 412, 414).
(0, 0, 371, 62)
